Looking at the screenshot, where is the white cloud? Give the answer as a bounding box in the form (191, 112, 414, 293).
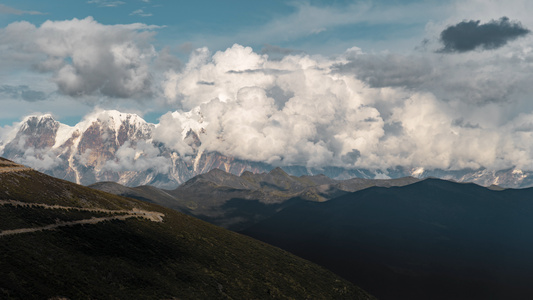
(159, 41, 533, 172)
(103, 141, 171, 174)
(0, 17, 157, 99)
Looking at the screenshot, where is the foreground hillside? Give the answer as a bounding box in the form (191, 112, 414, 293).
(243, 179, 533, 300)
(0, 158, 373, 300)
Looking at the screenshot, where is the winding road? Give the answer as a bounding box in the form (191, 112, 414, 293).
(0, 200, 165, 237)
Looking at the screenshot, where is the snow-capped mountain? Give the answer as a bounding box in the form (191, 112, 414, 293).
(0, 111, 270, 188)
(1, 110, 533, 189)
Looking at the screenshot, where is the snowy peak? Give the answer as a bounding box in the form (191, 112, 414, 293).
(19, 114, 59, 134)
(12, 114, 60, 150)
(77, 110, 152, 135)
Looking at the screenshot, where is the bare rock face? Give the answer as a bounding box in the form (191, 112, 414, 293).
(3, 115, 59, 156)
(1, 111, 533, 189)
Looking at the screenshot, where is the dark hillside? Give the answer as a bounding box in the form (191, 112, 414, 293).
(243, 178, 533, 300)
(91, 167, 419, 230)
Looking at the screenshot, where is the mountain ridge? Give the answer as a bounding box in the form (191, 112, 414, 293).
(91, 167, 422, 230)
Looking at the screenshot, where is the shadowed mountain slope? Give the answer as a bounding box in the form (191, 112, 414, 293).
(91, 167, 420, 230)
(0, 158, 374, 300)
(242, 178, 533, 300)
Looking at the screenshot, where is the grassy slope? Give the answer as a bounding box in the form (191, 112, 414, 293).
(0, 167, 374, 300)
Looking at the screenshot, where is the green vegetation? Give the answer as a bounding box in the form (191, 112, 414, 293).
(0, 164, 374, 299)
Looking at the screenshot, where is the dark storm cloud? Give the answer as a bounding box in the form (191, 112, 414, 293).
(438, 17, 530, 53)
(0, 85, 46, 102)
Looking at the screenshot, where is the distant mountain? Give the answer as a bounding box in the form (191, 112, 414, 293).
(0, 111, 270, 189)
(242, 178, 533, 300)
(0, 157, 374, 299)
(2, 111, 533, 189)
(92, 167, 421, 230)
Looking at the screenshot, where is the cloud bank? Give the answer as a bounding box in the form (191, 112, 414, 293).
(2, 15, 533, 175)
(159, 41, 533, 172)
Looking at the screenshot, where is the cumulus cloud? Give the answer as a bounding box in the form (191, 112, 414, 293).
(438, 17, 530, 53)
(0, 17, 157, 99)
(18, 147, 62, 170)
(157, 42, 533, 172)
(152, 112, 195, 157)
(162, 44, 385, 168)
(103, 141, 171, 174)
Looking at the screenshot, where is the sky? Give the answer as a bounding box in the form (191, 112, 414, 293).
(1, 0, 533, 172)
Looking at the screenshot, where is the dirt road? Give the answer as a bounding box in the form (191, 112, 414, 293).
(0, 200, 165, 237)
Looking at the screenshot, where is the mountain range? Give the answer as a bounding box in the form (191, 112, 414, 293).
(90, 167, 421, 230)
(0, 157, 373, 299)
(2, 110, 533, 189)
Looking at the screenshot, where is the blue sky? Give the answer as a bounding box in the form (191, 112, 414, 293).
(0, 0, 439, 60)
